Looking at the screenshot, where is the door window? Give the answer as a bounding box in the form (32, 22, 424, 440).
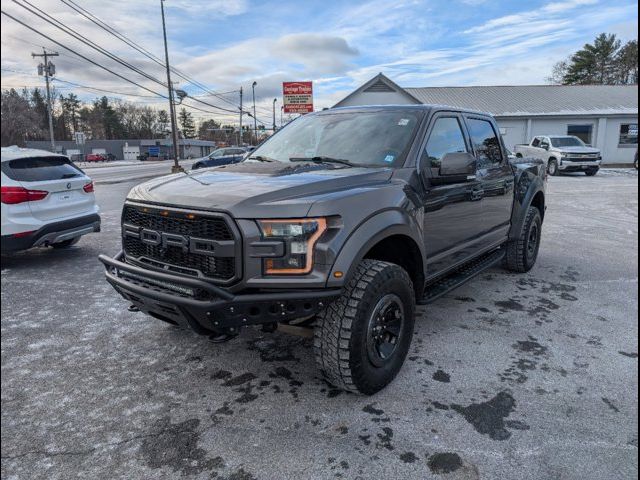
(423, 117, 468, 169)
(467, 118, 503, 168)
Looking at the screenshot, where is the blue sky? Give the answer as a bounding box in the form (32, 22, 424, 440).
(1, 0, 637, 125)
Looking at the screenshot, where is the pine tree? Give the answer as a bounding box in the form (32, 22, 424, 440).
(178, 108, 196, 139)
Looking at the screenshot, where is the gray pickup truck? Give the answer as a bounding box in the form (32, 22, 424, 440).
(100, 105, 547, 395)
(514, 135, 602, 176)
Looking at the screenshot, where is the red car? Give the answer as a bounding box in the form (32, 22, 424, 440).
(85, 153, 106, 162)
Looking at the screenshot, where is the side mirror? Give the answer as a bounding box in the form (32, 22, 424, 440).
(439, 152, 477, 177)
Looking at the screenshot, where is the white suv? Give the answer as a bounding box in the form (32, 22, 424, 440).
(1, 146, 100, 253)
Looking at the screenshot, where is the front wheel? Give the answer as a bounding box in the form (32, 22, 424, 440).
(505, 206, 542, 273)
(547, 159, 559, 176)
(314, 260, 415, 395)
(585, 168, 598, 176)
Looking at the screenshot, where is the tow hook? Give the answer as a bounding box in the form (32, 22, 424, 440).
(209, 327, 240, 343)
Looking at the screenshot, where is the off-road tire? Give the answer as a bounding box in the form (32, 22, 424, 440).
(505, 206, 542, 273)
(51, 237, 80, 249)
(314, 259, 415, 395)
(547, 159, 559, 176)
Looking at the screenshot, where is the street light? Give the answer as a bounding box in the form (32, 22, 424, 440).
(160, 0, 183, 173)
(252, 81, 257, 145)
(272, 98, 277, 132)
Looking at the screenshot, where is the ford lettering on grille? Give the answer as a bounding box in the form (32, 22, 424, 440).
(123, 225, 218, 256)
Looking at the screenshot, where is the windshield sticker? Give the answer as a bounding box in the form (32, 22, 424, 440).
(384, 155, 395, 163)
(397, 118, 410, 126)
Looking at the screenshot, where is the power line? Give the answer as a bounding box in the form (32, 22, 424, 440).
(59, 0, 243, 109)
(12, 0, 168, 89)
(1, 9, 167, 98)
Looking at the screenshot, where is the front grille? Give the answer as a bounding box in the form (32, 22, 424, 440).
(122, 204, 238, 282)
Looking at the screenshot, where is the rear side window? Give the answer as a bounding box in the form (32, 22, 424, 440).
(467, 118, 503, 168)
(1, 156, 84, 182)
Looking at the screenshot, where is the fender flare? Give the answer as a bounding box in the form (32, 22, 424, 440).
(508, 177, 545, 241)
(326, 209, 425, 289)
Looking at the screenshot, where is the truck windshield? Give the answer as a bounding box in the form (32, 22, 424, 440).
(550, 137, 585, 147)
(249, 110, 422, 167)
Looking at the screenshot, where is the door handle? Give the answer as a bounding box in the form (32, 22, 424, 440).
(470, 188, 484, 201)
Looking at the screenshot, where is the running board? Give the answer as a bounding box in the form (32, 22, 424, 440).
(418, 249, 505, 305)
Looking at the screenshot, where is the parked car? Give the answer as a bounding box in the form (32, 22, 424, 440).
(514, 135, 601, 176)
(191, 147, 248, 170)
(85, 153, 106, 162)
(105, 153, 117, 162)
(1, 147, 101, 252)
(100, 105, 546, 395)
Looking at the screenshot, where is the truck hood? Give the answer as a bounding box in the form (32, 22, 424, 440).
(127, 161, 393, 218)
(553, 146, 600, 154)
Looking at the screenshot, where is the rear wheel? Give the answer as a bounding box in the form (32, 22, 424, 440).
(547, 159, 559, 176)
(51, 237, 80, 249)
(314, 259, 415, 395)
(505, 206, 542, 273)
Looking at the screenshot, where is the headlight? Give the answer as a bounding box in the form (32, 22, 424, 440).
(560, 152, 571, 158)
(257, 218, 327, 274)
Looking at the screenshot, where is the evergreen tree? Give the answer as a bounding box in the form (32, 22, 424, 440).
(549, 33, 637, 85)
(178, 108, 196, 139)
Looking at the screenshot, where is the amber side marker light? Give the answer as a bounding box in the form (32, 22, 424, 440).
(333, 271, 344, 278)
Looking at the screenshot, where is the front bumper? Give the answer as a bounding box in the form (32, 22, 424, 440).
(1, 213, 101, 252)
(559, 158, 601, 171)
(99, 251, 341, 334)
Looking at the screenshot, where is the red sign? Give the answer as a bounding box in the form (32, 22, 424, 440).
(283, 81, 313, 114)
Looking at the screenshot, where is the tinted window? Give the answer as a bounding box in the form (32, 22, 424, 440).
(532, 137, 541, 147)
(424, 117, 468, 168)
(567, 125, 593, 144)
(250, 110, 422, 167)
(1, 156, 83, 182)
(550, 136, 584, 147)
(467, 118, 502, 168)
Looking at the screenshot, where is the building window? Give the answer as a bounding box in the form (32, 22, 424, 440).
(619, 124, 638, 146)
(567, 124, 593, 145)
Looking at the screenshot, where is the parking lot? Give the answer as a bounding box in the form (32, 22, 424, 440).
(1, 169, 638, 480)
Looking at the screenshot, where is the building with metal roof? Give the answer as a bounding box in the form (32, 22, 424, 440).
(334, 73, 638, 165)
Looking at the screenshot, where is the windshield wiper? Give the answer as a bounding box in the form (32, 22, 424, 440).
(248, 155, 277, 162)
(289, 156, 354, 167)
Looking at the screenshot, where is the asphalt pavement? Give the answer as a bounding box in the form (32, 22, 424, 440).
(82, 159, 197, 184)
(1, 169, 638, 480)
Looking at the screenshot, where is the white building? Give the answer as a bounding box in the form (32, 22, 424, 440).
(334, 73, 638, 165)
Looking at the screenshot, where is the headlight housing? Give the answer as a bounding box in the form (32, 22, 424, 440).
(257, 218, 327, 274)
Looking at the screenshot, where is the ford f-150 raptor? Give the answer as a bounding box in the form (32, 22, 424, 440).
(100, 105, 546, 395)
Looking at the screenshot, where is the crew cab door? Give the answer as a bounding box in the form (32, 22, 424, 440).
(463, 115, 514, 249)
(420, 113, 485, 277)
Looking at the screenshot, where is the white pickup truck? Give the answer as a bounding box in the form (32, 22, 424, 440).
(514, 135, 601, 176)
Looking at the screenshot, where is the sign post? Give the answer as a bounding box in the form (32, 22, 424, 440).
(74, 131, 85, 162)
(283, 82, 313, 114)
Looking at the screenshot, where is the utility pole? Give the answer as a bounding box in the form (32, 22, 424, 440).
(32, 49, 59, 152)
(239, 87, 243, 146)
(252, 81, 257, 145)
(272, 98, 277, 132)
(160, 0, 183, 173)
